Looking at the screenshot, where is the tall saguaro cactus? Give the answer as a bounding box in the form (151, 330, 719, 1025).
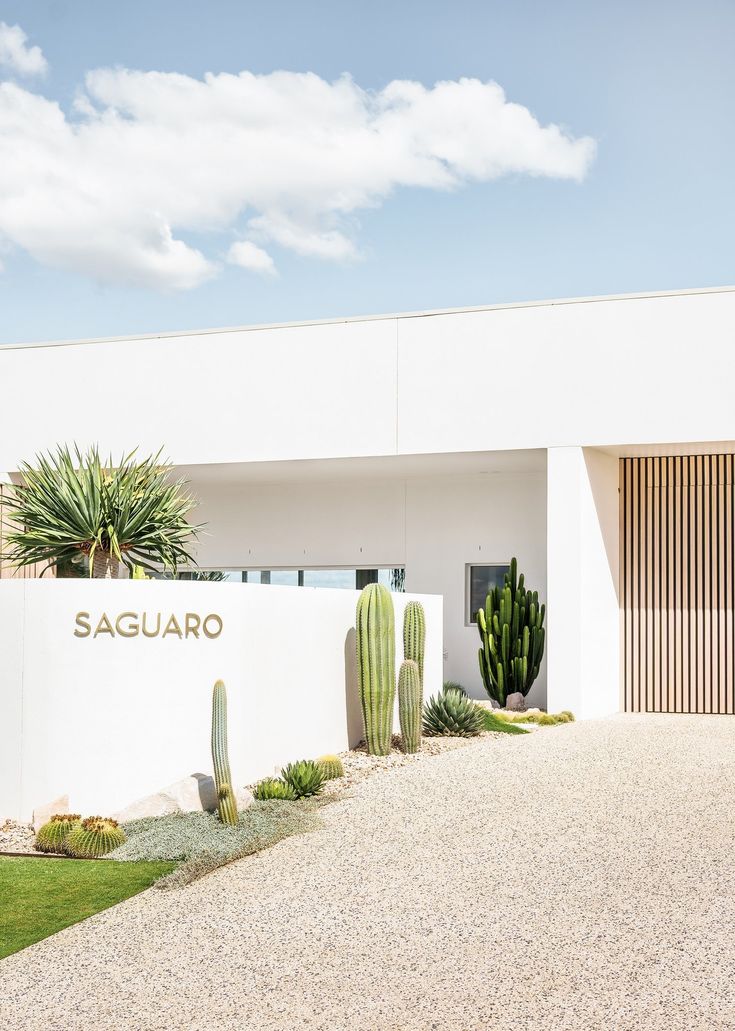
(477, 557, 545, 707)
(356, 582, 396, 756)
(398, 659, 422, 754)
(211, 679, 238, 825)
(402, 600, 426, 688)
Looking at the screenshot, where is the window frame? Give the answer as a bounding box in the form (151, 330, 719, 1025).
(465, 561, 511, 627)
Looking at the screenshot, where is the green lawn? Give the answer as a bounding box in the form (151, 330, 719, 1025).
(0, 856, 175, 960)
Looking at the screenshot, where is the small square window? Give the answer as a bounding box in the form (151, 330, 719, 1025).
(466, 564, 510, 625)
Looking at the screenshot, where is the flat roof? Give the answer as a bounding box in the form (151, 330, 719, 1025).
(2, 283, 734, 352)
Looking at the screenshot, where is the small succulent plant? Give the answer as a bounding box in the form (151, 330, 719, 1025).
(315, 755, 345, 780)
(35, 814, 82, 854)
(253, 778, 297, 801)
(64, 817, 126, 858)
(280, 759, 325, 798)
(423, 686, 485, 738)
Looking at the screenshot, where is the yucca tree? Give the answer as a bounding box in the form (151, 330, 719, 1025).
(0, 444, 202, 578)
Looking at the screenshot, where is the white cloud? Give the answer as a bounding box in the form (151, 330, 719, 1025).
(0, 22, 47, 77)
(0, 58, 596, 290)
(227, 240, 276, 275)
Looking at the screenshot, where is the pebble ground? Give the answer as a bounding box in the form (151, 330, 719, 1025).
(2, 714, 735, 1031)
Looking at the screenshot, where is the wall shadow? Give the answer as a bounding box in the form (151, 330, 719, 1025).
(344, 627, 363, 748)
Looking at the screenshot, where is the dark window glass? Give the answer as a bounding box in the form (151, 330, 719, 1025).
(468, 564, 509, 624)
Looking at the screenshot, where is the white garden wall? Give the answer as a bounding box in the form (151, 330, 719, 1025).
(0, 580, 442, 822)
(187, 464, 547, 702)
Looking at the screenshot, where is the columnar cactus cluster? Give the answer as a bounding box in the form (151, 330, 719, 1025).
(477, 557, 545, 707)
(398, 659, 422, 753)
(356, 583, 396, 756)
(211, 679, 238, 825)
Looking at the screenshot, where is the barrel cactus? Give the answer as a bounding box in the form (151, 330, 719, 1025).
(402, 601, 425, 687)
(35, 814, 82, 854)
(64, 817, 126, 858)
(281, 760, 325, 798)
(356, 583, 396, 756)
(253, 778, 297, 801)
(316, 755, 345, 780)
(212, 679, 238, 825)
(398, 659, 422, 753)
(423, 685, 485, 738)
(477, 557, 545, 707)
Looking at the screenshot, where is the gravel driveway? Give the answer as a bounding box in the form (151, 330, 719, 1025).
(2, 714, 735, 1031)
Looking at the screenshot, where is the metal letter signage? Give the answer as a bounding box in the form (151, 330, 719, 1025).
(74, 611, 223, 639)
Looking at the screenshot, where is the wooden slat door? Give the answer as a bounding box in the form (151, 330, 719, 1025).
(621, 455, 735, 713)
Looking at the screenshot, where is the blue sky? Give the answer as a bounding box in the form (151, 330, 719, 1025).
(0, 0, 733, 343)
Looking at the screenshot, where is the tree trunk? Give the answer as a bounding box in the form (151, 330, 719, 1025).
(92, 551, 119, 579)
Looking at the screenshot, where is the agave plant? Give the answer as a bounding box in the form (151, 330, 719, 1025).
(423, 686, 485, 738)
(0, 444, 202, 578)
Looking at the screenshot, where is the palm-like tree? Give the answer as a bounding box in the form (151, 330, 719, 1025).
(0, 445, 202, 578)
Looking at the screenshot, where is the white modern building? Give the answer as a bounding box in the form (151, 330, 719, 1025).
(2, 284, 735, 725)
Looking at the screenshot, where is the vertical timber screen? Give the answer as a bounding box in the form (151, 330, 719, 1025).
(621, 455, 735, 714)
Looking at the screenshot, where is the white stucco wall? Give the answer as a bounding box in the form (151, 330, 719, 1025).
(1, 288, 734, 472)
(0, 580, 442, 822)
(188, 468, 547, 703)
(547, 447, 620, 717)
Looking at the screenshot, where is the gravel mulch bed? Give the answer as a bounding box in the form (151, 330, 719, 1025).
(0, 820, 36, 855)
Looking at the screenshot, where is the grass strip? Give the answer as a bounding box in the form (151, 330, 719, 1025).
(0, 857, 174, 960)
(481, 710, 530, 734)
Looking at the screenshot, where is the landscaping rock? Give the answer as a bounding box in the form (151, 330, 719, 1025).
(114, 776, 254, 822)
(0, 818, 36, 854)
(505, 692, 526, 711)
(32, 794, 70, 833)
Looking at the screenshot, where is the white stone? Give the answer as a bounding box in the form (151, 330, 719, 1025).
(113, 775, 254, 823)
(32, 794, 70, 832)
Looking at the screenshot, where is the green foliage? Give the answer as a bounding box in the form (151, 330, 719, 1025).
(493, 710, 575, 727)
(481, 710, 530, 735)
(253, 778, 297, 801)
(477, 557, 545, 706)
(356, 583, 396, 756)
(315, 755, 345, 780)
(0, 857, 174, 959)
(112, 801, 326, 889)
(402, 600, 426, 687)
(0, 444, 201, 577)
(34, 814, 82, 854)
(211, 680, 238, 825)
(443, 680, 467, 695)
(398, 659, 422, 753)
(281, 760, 325, 798)
(423, 686, 485, 738)
(64, 817, 126, 858)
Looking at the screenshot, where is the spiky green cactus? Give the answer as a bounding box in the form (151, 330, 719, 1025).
(402, 601, 425, 688)
(398, 659, 422, 753)
(64, 817, 126, 858)
(423, 686, 485, 738)
(35, 814, 82, 854)
(316, 755, 345, 780)
(253, 778, 297, 801)
(212, 679, 237, 825)
(477, 557, 545, 707)
(356, 583, 396, 756)
(281, 760, 325, 798)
